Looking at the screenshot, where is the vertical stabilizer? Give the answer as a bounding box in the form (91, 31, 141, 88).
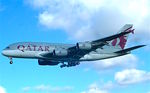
(110, 24, 134, 50)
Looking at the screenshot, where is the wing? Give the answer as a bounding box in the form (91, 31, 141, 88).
(39, 31, 132, 59)
(68, 31, 132, 59)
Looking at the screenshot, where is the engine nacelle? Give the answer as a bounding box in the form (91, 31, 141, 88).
(53, 49, 68, 56)
(76, 42, 92, 50)
(38, 59, 59, 66)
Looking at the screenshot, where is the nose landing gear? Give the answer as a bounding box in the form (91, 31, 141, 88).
(9, 57, 13, 64)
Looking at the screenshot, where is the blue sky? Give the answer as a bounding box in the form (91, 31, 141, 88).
(0, 0, 150, 93)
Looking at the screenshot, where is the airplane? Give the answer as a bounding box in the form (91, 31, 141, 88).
(1, 24, 145, 68)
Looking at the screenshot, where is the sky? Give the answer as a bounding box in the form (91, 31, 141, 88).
(0, 0, 150, 93)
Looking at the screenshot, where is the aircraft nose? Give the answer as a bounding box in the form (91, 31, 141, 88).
(2, 50, 8, 56)
(2, 50, 5, 55)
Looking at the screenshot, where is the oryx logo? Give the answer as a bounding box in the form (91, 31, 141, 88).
(111, 35, 127, 49)
(111, 26, 134, 49)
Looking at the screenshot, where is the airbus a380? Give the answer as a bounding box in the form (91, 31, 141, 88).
(2, 24, 145, 68)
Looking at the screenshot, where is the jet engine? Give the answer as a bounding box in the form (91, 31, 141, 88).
(76, 42, 92, 50)
(38, 59, 59, 66)
(53, 49, 68, 56)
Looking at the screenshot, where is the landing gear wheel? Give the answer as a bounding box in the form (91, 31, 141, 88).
(60, 64, 66, 68)
(60, 65, 64, 68)
(9, 57, 13, 64)
(10, 61, 13, 64)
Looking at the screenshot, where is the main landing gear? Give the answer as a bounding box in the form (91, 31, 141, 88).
(9, 57, 13, 64)
(60, 63, 67, 68)
(60, 62, 80, 68)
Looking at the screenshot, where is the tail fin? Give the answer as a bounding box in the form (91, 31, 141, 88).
(110, 24, 134, 50)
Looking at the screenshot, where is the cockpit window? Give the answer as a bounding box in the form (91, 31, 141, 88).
(6, 47, 10, 49)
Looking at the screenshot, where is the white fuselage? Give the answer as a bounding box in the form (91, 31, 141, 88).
(2, 42, 124, 62)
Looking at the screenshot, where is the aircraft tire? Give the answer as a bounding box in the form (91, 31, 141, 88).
(10, 61, 13, 64)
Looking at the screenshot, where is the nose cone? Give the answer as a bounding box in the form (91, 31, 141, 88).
(2, 50, 5, 56)
(2, 50, 8, 56)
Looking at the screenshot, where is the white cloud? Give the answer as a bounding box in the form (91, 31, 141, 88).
(22, 84, 73, 92)
(81, 83, 108, 93)
(34, 84, 50, 91)
(27, 0, 53, 9)
(109, 0, 149, 21)
(34, 84, 73, 92)
(115, 69, 150, 85)
(101, 81, 114, 90)
(0, 86, 6, 93)
(92, 54, 137, 70)
(22, 87, 30, 92)
(80, 0, 105, 11)
(28, 0, 150, 42)
(39, 11, 71, 29)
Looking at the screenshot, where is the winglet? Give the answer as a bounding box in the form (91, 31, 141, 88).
(128, 29, 135, 34)
(122, 24, 134, 34)
(119, 24, 133, 32)
(131, 29, 135, 34)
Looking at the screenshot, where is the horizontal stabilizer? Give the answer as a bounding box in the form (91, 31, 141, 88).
(115, 45, 146, 54)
